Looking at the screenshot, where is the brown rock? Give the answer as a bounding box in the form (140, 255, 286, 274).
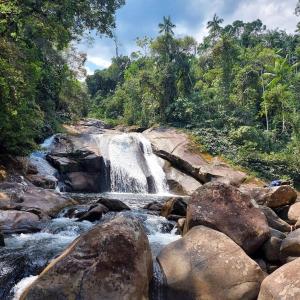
(26, 174, 57, 189)
(287, 202, 300, 223)
(163, 161, 202, 195)
(185, 182, 270, 254)
(158, 226, 265, 300)
(260, 205, 291, 232)
(161, 197, 187, 218)
(96, 197, 130, 212)
(258, 258, 300, 300)
(143, 201, 163, 212)
(77, 204, 109, 222)
(280, 228, 300, 257)
(177, 218, 186, 234)
(63, 171, 103, 193)
(0, 183, 76, 217)
(251, 186, 297, 208)
(21, 215, 152, 300)
(262, 232, 283, 262)
(0, 210, 40, 234)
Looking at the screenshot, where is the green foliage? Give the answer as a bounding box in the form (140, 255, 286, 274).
(0, 0, 124, 154)
(87, 15, 300, 183)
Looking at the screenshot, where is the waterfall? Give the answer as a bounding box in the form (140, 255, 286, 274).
(93, 133, 168, 194)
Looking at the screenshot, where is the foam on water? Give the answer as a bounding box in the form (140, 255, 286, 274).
(12, 275, 38, 300)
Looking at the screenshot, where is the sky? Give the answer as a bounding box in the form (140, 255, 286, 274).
(79, 0, 300, 74)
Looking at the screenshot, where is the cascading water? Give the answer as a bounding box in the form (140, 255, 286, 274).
(29, 135, 58, 188)
(5, 132, 182, 300)
(93, 133, 169, 194)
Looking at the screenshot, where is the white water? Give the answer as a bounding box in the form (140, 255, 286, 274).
(93, 133, 168, 194)
(12, 275, 38, 300)
(29, 135, 57, 184)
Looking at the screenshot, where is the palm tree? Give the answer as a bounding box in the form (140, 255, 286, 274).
(263, 55, 293, 132)
(207, 14, 224, 36)
(159, 16, 176, 36)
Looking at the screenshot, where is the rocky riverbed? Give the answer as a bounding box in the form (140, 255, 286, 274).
(0, 119, 299, 300)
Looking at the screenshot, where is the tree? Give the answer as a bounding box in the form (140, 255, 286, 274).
(0, 0, 125, 154)
(207, 14, 224, 39)
(159, 16, 176, 36)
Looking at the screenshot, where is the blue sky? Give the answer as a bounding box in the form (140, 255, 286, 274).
(79, 0, 299, 74)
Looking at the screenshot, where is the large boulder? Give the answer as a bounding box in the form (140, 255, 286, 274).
(287, 202, 300, 224)
(144, 127, 247, 186)
(280, 229, 300, 257)
(185, 182, 270, 254)
(62, 171, 103, 193)
(259, 205, 291, 232)
(258, 258, 300, 300)
(248, 185, 297, 208)
(21, 215, 152, 300)
(158, 226, 265, 300)
(46, 133, 109, 192)
(0, 210, 40, 234)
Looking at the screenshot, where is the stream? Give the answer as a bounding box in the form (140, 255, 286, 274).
(1, 133, 183, 299)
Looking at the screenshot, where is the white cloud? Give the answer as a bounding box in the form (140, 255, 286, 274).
(87, 55, 111, 69)
(227, 0, 298, 33)
(175, 21, 209, 42)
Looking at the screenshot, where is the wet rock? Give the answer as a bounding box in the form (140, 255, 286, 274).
(258, 258, 300, 300)
(143, 201, 163, 212)
(280, 228, 300, 257)
(158, 226, 264, 300)
(260, 205, 291, 232)
(77, 204, 109, 222)
(21, 215, 152, 300)
(0, 210, 40, 234)
(185, 182, 270, 254)
(63, 171, 103, 193)
(26, 174, 57, 189)
(46, 133, 109, 193)
(59, 204, 92, 219)
(251, 185, 297, 208)
(96, 197, 130, 211)
(144, 128, 247, 186)
(0, 230, 4, 246)
(0, 252, 30, 299)
(161, 197, 187, 218)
